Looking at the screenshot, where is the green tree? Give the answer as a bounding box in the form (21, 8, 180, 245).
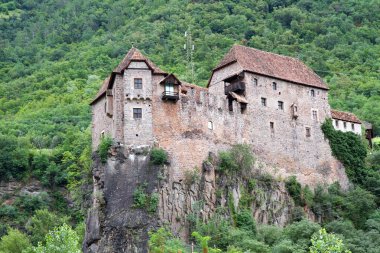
(28, 224, 80, 253)
(309, 228, 351, 253)
(0, 227, 31, 253)
(26, 209, 69, 245)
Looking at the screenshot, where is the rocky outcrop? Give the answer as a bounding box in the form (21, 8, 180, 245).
(84, 147, 306, 252)
(83, 145, 160, 253)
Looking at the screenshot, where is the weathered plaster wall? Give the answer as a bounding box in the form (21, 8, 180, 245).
(333, 119, 362, 135)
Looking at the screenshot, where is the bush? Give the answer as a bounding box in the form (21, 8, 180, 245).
(184, 167, 200, 187)
(235, 209, 256, 235)
(218, 144, 254, 175)
(98, 136, 112, 163)
(150, 148, 167, 165)
(132, 183, 159, 213)
(285, 176, 303, 206)
(309, 228, 351, 253)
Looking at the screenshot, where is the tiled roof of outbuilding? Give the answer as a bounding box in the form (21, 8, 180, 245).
(210, 45, 328, 90)
(90, 48, 167, 105)
(331, 109, 361, 124)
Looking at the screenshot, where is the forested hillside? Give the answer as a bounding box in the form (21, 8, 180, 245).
(0, 0, 379, 252)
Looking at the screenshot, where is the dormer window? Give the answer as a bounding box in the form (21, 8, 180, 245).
(134, 78, 142, 89)
(165, 82, 174, 94)
(160, 74, 180, 101)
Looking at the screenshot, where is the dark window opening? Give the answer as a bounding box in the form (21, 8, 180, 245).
(241, 103, 247, 113)
(311, 89, 315, 97)
(104, 102, 106, 113)
(261, 97, 267, 106)
(306, 127, 311, 137)
(253, 78, 258, 86)
(270, 122, 274, 134)
(278, 101, 284, 110)
(228, 99, 233, 111)
(335, 120, 339, 126)
(312, 110, 318, 121)
(273, 82, 277, 90)
(134, 78, 142, 89)
(351, 123, 355, 130)
(133, 108, 142, 119)
(343, 122, 347, 128)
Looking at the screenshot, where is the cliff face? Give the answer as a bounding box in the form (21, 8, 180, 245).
(84, 146, 310, 252)
(83, 146, 160, 253)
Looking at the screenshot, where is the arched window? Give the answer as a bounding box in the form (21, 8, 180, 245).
(311, 89, 315, 97)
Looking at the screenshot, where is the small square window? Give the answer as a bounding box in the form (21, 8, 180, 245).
(261, 97, 267, 106)
(134, 78, 142, 89)
(306, 127, 311, 137)
(133, 108, 142, 119)
(273, 82, 277, 90)
(351, 123, 355, 130)
(278, 101, 284, 110)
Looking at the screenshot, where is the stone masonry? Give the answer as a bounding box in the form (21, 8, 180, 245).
(90, 45, 350, 188)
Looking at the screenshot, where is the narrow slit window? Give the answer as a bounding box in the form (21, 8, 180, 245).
(312, 110, 318, 121)
(253, 78, 258, 86)
(272, 82, 277, 90)
(343, 122, 347, 128)
(306, 127, 311, 137)
(278, 101, 284, 110)
(228, 99, 233, 111)
(335, 120, 339, 127)
(208, 121, 213, 130)
(133, 108, 142, 119)
(351, 123, 355, 131)
(311, 89, 315, 97)
(261, 97, 267, 106)
(134, 78, 142, 89)
(270, 122, 274, 134)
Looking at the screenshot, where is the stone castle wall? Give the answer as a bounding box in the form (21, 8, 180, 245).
(92, 61, 349, 188)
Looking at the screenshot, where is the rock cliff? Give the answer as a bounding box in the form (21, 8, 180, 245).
(84, 146, 311, 252)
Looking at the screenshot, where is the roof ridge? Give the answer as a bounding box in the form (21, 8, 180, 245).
(233, 44, 300, 62)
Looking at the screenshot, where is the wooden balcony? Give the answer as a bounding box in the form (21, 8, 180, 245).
(162, 91, 179, 101)
(224, 81, 246, 95)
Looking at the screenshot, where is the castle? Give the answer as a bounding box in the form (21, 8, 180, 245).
(90, 45, 357, 186)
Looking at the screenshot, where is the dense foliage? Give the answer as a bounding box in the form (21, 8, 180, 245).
(0, 0, 379, 250)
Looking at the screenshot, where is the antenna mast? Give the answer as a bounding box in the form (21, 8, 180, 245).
(184, 28, 195, 83)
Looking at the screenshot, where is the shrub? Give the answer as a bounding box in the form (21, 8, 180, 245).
(285, 176, 302, 206)
(148, 228, 185, 253)
(98, 136, 112, 163)
(132, 183, 159, 213)
(150, 148, 167, 165)
(235, 209, 256, 235)
(184, 167, 201, 187)
(218, 144, 254, 175)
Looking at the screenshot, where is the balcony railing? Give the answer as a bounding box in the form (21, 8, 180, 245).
(224, 81, 246, 95)
(162, 91, 179, 101)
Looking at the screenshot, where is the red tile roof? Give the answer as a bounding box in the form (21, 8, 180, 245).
(331, 109, 361, 124)
(90, 48, 167, 105)
(210, 45, 328, 90)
